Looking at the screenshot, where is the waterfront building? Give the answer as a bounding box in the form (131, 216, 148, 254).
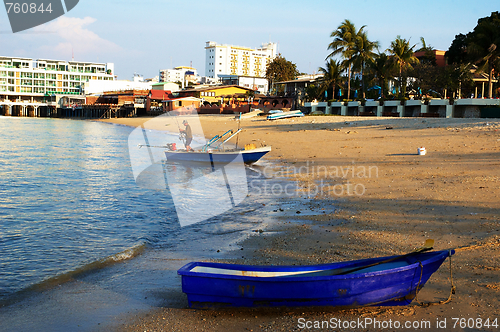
(0, 56, 114, 117)
(0, 56, 114, 99)
(84, 77, 154, 95)
(218, 74, 269, 95)
(151, 82, 180, 92)
(177, 85, 256, 106)
(162, 96, 201, 113)
(205, 41, 277, 79)
(276, 74, 324, 107)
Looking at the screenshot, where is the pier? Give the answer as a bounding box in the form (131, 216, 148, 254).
(0, 100, 56, 117)
(0, 89, 145, 119)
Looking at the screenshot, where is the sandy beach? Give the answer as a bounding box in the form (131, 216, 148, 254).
(98, 115, 500, 331)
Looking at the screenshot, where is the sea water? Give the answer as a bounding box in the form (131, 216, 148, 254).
(0, 117, 272, 306)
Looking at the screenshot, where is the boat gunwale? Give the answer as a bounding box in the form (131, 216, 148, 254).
(178, 250, 453, 282)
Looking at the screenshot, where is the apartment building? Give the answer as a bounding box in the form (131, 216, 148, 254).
(159, 66, 199, 86)
(0, 56, 114, 100)
(205, 41, 277, 79)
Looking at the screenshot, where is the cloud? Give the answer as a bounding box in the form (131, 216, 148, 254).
(34, 16, 122, 59)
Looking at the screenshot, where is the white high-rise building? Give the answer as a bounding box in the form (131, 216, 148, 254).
(205, 41, 277, 79)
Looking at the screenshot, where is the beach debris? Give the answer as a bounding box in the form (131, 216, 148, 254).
(386, 126, 394, 130)
(418, 147, 427, 155)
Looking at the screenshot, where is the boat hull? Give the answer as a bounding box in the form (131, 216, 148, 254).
(267, 110, 304, 120)
(178, 250, 453, 308)
(164, 146, 271, 165)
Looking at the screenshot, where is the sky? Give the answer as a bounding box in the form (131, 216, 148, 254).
(1, 0, 498, 80)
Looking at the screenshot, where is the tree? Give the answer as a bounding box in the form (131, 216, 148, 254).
(387, 36, 419, 97)
(304, 83, 321, 102)
(416, 37, 436, 65)
(351, 30, 379, 98)
(367, 52, 394, 98)
(327, 19, 358, 99)
(468, 12, 500, 98)
(318, 59, 344, 100)
(446, 33, 471, 65)
(265, 55, 299, 95)
(442, 64, 474, 98)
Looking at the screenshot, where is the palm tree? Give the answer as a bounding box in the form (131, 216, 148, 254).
(468, 15, 500, 98)
(416, 37, 436, 65)
(318, 59, 344, 100)
(387, 36, 420, 97)
(327, 19, 358, 99)
(351, 31, 379, 98)
(368, 52, 394, 99)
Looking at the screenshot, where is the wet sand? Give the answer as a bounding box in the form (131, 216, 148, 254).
(99, 115, 500, 331)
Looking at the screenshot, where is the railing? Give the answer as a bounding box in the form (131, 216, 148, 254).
(45, 91, 82, 95)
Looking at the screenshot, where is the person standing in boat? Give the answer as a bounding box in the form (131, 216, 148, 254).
(180, 120, 193, 151)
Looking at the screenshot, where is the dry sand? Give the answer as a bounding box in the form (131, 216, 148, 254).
(98, 115, 500, 331)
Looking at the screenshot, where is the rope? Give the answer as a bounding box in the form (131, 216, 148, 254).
(415, 250, 456, 307)
(414, 261, 424, 305)
(454, 240, 500, 252)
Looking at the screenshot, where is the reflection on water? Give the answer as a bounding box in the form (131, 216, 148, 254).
(0, 118, 174, 300)
(128, 114, 250, 227)
(163, 159, 248, 227)
(0, 117, 274, 304)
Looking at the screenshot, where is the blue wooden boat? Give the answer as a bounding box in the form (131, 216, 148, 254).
(158, 128, 271, 165)
(178, 249, 454, 308)
(165, 146, 271, 165)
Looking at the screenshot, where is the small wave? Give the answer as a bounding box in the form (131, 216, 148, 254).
(0, 243, 147, 307)
(37, 243, 147, 286)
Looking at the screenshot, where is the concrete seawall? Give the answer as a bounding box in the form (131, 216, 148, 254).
(306, 99, 500, 118)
